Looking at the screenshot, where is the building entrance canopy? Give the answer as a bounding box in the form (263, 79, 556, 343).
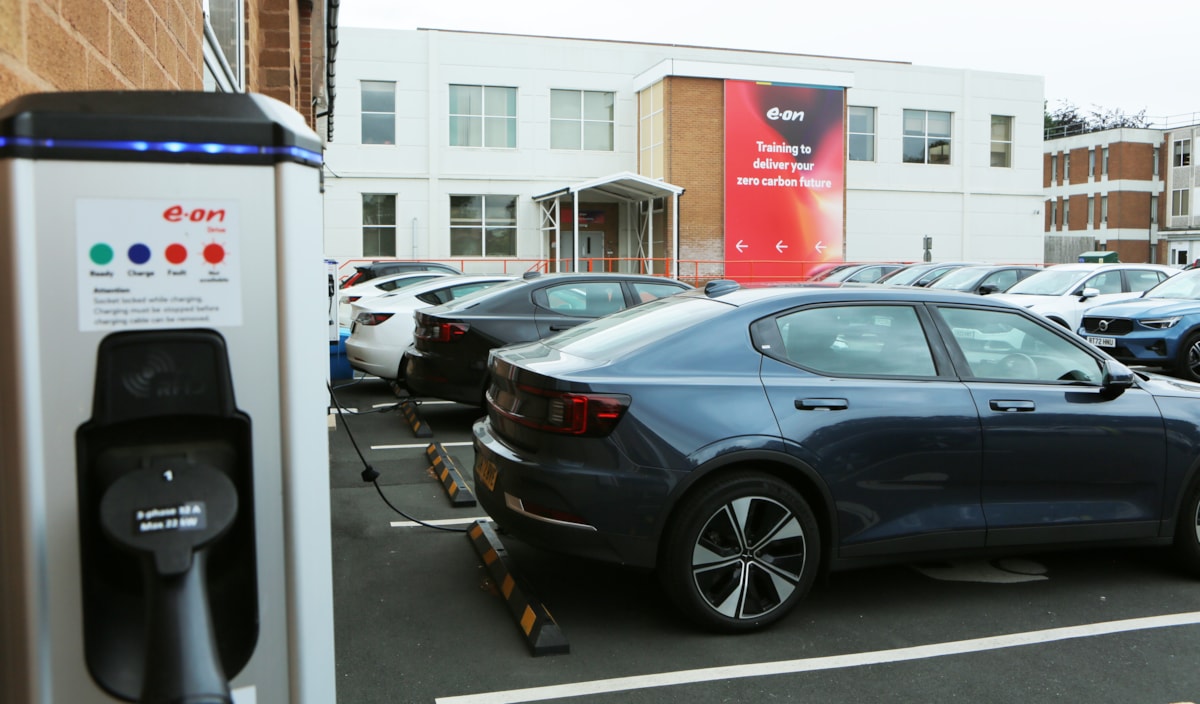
(534, 171, 684, 277)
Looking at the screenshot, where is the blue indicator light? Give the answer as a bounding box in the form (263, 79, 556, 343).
(0, 136, 322, 165)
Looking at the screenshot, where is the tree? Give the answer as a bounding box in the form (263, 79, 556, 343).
(1045, 100, 1151, 139)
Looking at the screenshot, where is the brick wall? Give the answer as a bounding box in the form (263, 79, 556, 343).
(0, 0, 318, 129)
(0, 0, 203, 107)
(663, 76, 724, 270)
(1109, 141, 1156, 181)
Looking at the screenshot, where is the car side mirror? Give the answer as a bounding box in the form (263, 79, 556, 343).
(1079, 287, 1100, 301)
(978, 284, 1000, 295)
(1101, 359, 1136, 395)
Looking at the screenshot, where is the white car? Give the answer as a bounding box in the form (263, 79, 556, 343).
(344, 275, 512, 379)
(336, 271, 456, 327)
(991, 262, 1178, 330)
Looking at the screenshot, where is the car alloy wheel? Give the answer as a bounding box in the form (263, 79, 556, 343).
(661, 472, 819, 632)
(1173, 475, 1200, 577)
(1181, 333, 1200, 383)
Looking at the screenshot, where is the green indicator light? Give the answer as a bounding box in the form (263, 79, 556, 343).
(90, 243, 114, 265)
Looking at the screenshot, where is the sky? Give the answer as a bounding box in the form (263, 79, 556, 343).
(338, 0, 1200, 126)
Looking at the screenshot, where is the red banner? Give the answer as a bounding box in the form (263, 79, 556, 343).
(724, 80, 845, 280)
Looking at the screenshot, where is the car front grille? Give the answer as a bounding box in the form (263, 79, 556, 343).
(1080, 317, 1133, 335)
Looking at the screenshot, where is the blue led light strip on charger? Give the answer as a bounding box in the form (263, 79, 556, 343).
(0, 135, 322, 166)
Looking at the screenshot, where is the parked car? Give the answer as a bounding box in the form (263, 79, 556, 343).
(344, 275, 512, 380)
(403, 272, 692, 405)
(338, 260, 462, 289)
(876, 261, 979, 287)
(811, 262, 905, 283)
(991, 262, 1177, 330)
(336, 271, 457, 327)
(927, 264, 1042, 295)
(472, 280, 1200, 632)
(1078, 269, 1200, 381)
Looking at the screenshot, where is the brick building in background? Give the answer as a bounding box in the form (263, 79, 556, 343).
(1043, 119, 1200, 265)
(0, 0, 333, 136)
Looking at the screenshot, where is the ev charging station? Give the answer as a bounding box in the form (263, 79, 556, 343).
(0, 92, 337, 703)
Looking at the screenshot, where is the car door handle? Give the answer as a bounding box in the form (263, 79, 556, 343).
(796, 398, 849, 411)
(989, 399, 1036, 412)
(548, 324, 574, 331)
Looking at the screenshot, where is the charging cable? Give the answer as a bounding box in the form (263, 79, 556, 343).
(327, 381, 467, 533)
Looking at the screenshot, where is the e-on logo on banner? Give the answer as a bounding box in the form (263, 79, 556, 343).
(76, 198, 244, 332)
(723, 80, 845, 282)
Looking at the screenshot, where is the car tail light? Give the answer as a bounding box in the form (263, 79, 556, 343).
(340, 295, 362, 304)
(415, 321, 470, 343)
(353, 311, 393, 326)
(492, 384, 630, 437)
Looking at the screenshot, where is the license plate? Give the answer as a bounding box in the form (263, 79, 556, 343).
(475, 456, 498, 492)
(1087, 336, 1116, 348)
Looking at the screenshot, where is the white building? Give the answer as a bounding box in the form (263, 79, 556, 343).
(323, 28, 1046, 281)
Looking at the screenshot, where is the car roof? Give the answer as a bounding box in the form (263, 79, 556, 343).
(688, 281, 1005, 308)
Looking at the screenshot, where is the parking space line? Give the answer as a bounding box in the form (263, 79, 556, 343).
(433, 611, 1200, 704)
(390, 516, 489, 528)
(371, 441, 473, 450)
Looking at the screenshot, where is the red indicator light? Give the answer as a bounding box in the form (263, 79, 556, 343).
(165, 243, 188, 265)
(203, 243, 226, 265)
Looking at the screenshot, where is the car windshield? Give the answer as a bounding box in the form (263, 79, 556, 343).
(543, 295, 727, 359)
(1004, 269, 1087, 296)
(929, 267, 984, 290)
(1143, 271, 1200, 300)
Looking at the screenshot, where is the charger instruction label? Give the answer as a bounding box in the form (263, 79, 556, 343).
(76, 198, 243, 331)
(134, 501, 209, 534)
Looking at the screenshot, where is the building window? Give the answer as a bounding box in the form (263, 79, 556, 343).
(1051, 200, 1058, 230)
(1102, 195, 1109, 224)
(1102, 147, 1109, 176)
(1175, 139, 1192, 167)
(450, 195, 517, 257)
(1174, 189, 1191, 217)
(1063, 198, 1070, 229)
(989, 115, 1012, 167)
(1088, 195, 1094, 227)
(1050, 155, 1057, 182)
(550, 90, 614, 150)
(202, 0, 244, 91)
(903, 110, 951, 164)
(639, 82, 665, 179)
(1064, 153, 1070, 181)
(1089, 149, 1095, 179)
(1154, 147, 1160, 177)
(849, 107, 876, 162)
(362, 194, 396, 256)
(1151, 195, 1158, 224)
(449, 85, 517, 148)
(361, 81, 395, 145)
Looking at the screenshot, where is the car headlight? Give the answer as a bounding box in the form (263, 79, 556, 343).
(1140, 316, 1182, 329)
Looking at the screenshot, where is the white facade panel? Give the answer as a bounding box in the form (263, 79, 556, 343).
(325, 28, 1046, 271)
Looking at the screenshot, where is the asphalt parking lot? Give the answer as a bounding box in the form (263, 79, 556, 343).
(327, 376, 1200, 704)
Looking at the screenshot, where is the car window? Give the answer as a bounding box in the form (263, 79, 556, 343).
(982, 270, 1018, 291)
(377, 274, 439, 291)
(544, 281, 625, 317)
(936, 306, 1102, 383)
(777, 304, 936, 377)
(1127, 269, 1168, 292)
(1080, 271, 1122, 295)
(417, 281, 500, 305)
(630, 281, 687, 303)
